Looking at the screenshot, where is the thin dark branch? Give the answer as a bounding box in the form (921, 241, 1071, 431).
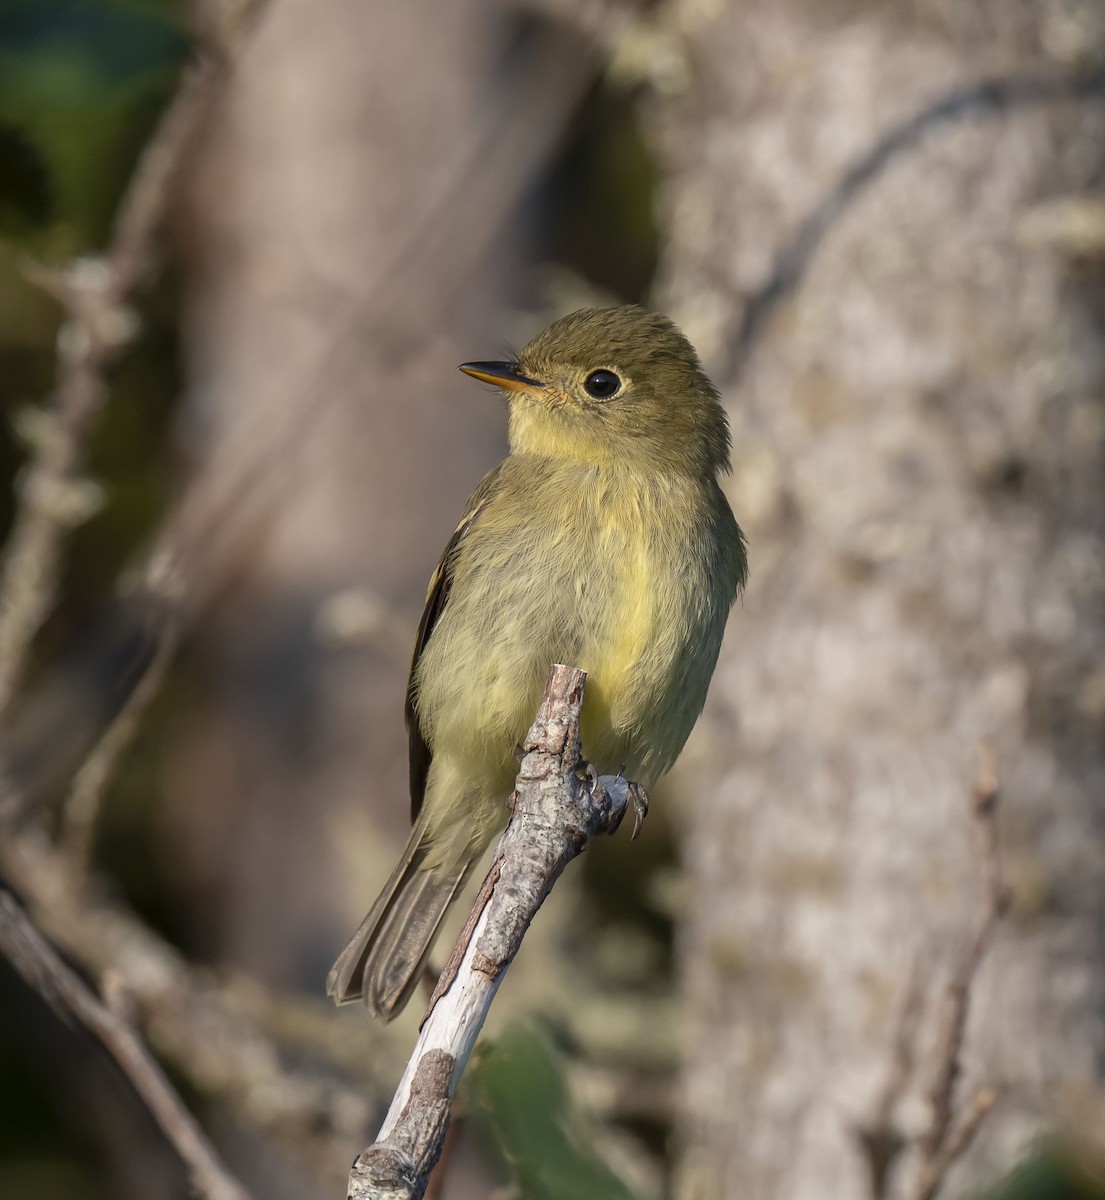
(857, 742, 1006, 1200)
(910, 741, 1005, 1200)
(920, 742, 1004, 1162)
(0, 830, 391, 1164)
(856, 957, 926, 1199)
(59, 617, 182, 869)
(0, 889, 249, 1200)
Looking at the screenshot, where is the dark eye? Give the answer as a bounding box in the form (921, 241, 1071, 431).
(583, 369, 621, 399)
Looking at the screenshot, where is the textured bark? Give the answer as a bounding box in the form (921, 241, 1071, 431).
(651, 3, 1105, 1197)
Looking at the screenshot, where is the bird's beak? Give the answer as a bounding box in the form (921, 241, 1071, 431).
(457, 361, 545, 394)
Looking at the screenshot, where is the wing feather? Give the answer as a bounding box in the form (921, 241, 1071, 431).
(404, 466, 504, 821)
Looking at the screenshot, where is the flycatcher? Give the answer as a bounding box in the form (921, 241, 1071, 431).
(328, 305, 747, 1018)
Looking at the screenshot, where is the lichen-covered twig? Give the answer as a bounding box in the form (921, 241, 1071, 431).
(347, 664, 643, 1200)
(0, 888, 249, 1200)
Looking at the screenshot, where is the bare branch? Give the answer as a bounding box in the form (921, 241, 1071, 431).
(909, 741, 1006, 1200)
(855, 957, 926, 1199)
(0, 1, 265, 718)
(348, 664, 643, 1200)
(1, 830, 392, 1165)
(919, 742, 1004, 1162)
(0, 889, 249, 1200)
(59, 613, 182, 868)
(914, 1090, 996, 1200)
(856, 742, 1006, 1200)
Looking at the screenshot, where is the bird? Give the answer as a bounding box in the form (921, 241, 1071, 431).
(327, 304, 747, 1018)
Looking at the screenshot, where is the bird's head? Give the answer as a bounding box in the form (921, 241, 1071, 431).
(459, 306, 730, 476)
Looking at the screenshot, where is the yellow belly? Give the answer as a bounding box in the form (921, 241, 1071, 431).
(576, 504, 670, 781)
(413, 462, 733, 869)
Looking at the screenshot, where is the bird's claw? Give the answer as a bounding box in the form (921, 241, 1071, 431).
(577, 761, 648, 838)
(627, 782, 649, 840)
(575, 760, 600, 790)
(602, 765, 648, 839)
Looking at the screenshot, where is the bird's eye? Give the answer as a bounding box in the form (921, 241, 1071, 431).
(583, 369, 621, 399)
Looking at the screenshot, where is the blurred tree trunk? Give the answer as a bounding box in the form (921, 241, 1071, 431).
(650, 2, 1105, 1197)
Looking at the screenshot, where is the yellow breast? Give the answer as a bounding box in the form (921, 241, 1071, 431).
(576, 484, 672, 772)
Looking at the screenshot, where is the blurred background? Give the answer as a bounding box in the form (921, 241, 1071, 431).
(1, 1, 1104, 1198)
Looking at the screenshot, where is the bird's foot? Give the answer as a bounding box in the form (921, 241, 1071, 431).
(626, 780, 649, 840)
(603, 764, 649, 840)
(575, 759, 600, 790)
(575, 760, 611, 810)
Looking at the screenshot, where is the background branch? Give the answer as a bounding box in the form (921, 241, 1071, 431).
(0, 889, 248, 1200)
(0, 830, 392, 1168)
(0, 0, 264, 719)
(911, 742, 1006, 1200)
(856, 742, 1007, 1200)
(58, 614, 181, 870)
(855, 742, 1007, 1200)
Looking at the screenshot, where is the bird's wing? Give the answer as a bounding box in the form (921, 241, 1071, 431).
(405, 465, 504, 821)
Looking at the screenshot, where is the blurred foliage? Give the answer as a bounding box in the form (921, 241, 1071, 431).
(976, 1143, 1105, 1200)
(469, 1023, 641, 1200)
(0, 7, 190, 1197)
(0, 0, 187, 636)
(0, 0, 187, 250)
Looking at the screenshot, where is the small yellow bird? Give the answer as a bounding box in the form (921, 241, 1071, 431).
(327, 305, 747, 1018)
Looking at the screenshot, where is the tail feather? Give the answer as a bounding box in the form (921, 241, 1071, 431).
(327, 817, 475, 1019)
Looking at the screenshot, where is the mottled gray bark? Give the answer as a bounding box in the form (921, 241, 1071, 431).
(650, 3, 1105, 1197)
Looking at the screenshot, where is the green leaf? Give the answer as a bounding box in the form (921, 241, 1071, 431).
(468, 1025, 641, 1200)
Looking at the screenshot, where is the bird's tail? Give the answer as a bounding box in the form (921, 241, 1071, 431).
(326, 811, 476, 1019)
